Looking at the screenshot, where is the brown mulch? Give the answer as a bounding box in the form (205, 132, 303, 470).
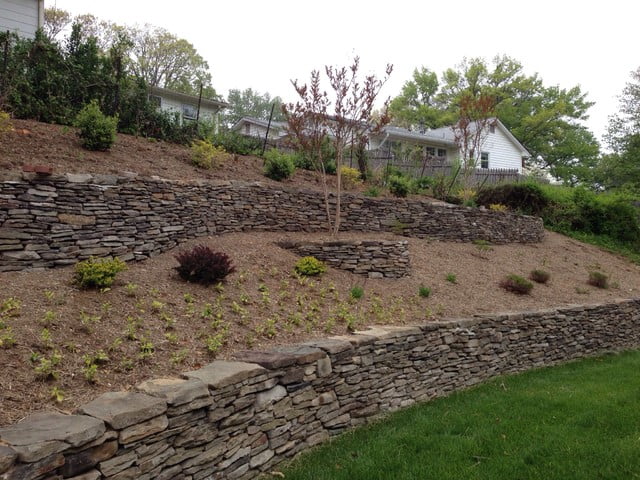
(1, 120, 640, 426)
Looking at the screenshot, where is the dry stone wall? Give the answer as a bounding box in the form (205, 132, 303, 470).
(1, 298, 639, 480)
(279, 239, 410, 278)
(0, 174, 544, 271)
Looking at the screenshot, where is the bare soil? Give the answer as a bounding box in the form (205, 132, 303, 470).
(1, 120, 639, 426)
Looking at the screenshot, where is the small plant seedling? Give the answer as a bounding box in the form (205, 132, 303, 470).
(41, 310, 56, 326)
(125, 282, 138, 297)
(171, 349, 188, 365)
(151, 300, 165, 312)
(50, 386, 65, 403)
(445, 273, 457, 284)
(0, 327, 16, 348)
(587, 271, 609, 289)
(40, 328, 53, 349)
(183, 293, 195, 304)
(418, 285, 431, 298)
(350, 285, 364, 300)
(529, 269, 551, 284)
(138, 339, 155, 360)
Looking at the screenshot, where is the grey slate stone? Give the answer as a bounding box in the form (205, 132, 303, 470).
(136, 377, 209, 406)
(79, 392, 167, 430)
(183, 361, 265, 389)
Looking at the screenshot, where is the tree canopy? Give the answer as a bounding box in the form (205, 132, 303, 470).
(390, 56, 600, 181)
(220, 88, 284, 129)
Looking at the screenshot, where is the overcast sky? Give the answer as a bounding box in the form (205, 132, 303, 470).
(51, 0, 638, 142)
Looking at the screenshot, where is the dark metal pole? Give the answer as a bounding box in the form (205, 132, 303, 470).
(196, 83, 203, 122)
(261, 103, 276, 156)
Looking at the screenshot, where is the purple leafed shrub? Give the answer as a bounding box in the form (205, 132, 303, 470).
(175, 245, 235, 285)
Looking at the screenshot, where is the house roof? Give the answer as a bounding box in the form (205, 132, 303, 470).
(231, 116, 287, 132)
(149, 86, 230, 110)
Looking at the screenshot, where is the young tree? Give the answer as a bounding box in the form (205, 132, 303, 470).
(451, 93, 497, 185)
(284, 57, 392, 235)
(43, 7, 72, 42)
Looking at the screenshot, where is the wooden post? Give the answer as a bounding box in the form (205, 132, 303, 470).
(261, 103, 276, 157)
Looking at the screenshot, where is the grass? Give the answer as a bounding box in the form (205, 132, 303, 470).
(282, 350, 640, 480)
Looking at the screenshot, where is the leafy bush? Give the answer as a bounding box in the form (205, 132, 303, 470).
(457, 188, 477, 207)
(476, 182, 548, 216)
(175, 245, 236, 285)
(191, 139, 226, 169)
(74, 100, 118, 151)
(294, 256, 327, 276)
(411, 176, 433, 193)
(445, 273, 457, 284)
(529, 269, 551, 284)
(489, 203, 509, 212)
(500, 274, 534, 294)
(350, 285, 364, 300)
(0, 110, 12, 136)
(388, 175, 411, 197)
(418, 285, 431, 298)
(587, 271, 609, 289)
(74, 256, 127, 289)
(264, 148, 296, 180)
(340, 166, 362, 188)
(364, 186, 381, 197)
(211, 131, 262, 155)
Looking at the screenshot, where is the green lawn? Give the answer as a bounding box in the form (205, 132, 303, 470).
(281, 351, 640, 480)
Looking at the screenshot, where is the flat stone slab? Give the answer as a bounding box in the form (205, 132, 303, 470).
(0, 445, 17, 473)
(0, 412, 105, 463)
(270, 345, 325, 364)
(183, 361, 265, 389)
(233, 350, 299, 369)
(303, 338, 354, 354)
(136, 377, 209, 406)
(79, 392, 167, 430)
(354, 325, 422, 340)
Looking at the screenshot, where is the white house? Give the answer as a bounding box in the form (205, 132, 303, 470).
(0, 0, 44, 38)
(369, 119, 529, 174)
(231, 116, 287, 140)
(149, 86, 229, 131)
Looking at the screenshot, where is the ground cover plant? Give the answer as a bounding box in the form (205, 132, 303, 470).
(282, 350, 640, 480)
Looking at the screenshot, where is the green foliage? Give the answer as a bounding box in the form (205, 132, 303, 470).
(475, 182, 548, 216)
(388, 175, 411, 197)
(211, 130, 263, 155)
(349, 285, 364, 300)
(445, 273, 457, 284)
(364, 186, 381, 197)
(191, 139, 225, 169)
(220, 88, 284, 128)
(340, 166, 362, 188)
(587, 271, 609, 289)
(263, 148, 296, 181)
(174, 245, 236, 285)
(294, 256, 327, 276)
(74, 100, 118, 151)
(418, 285, 431, 298)
(0, 111, 12, 136)
(500, 274, 533, 294)
(529, 269, 551, 284)
(74, 256, 127, 289)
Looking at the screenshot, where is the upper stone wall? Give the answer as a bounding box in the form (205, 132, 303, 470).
(0, 174, 545, 271)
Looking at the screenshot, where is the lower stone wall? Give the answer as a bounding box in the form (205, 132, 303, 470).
(1, 299, 639, 480)
(0, 174, 545, 271)
(279, 239, 410, 278)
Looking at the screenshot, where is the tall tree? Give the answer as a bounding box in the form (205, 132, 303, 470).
(391, 55, 600, 181)
(43, 7, 72, 42)
(221, 88, 284, 128)
(128, 25, 215, 97)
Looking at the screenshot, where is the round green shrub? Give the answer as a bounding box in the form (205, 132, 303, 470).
(350, 285, 364, 300)
(294, 256, 327, 276)
(529, 269, 551, 284)
(74, 100, 118, 151)
(74, 256, 127, 289)
(587, 271, 609, 289)
(388, 175, 411, 197)
(263, 148, 296, 181)
(500, 274, 533, 294)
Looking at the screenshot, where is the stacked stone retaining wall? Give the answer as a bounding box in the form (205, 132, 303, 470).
(279, 239, 410, 278)
(1, 298, 639, 479)
(0, 174, 544, 271)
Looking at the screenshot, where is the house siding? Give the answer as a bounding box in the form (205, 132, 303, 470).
(0, 0, 41, 39)
(157, 94, 219, 126)
(479, 127, 524, 173)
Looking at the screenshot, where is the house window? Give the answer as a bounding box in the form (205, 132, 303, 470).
(437, 148, 446, 158)
(480, 152, 489, 169)
(426, 146, 436, 156)
(244, 123, 250, 135)
(489, 124, 496, 134)
(149, 95, 161, 107)
(182, 104, 197, 120)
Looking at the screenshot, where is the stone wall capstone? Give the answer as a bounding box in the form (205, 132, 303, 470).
(0, 174, 545, 271)
(1, 298, 639, 479)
